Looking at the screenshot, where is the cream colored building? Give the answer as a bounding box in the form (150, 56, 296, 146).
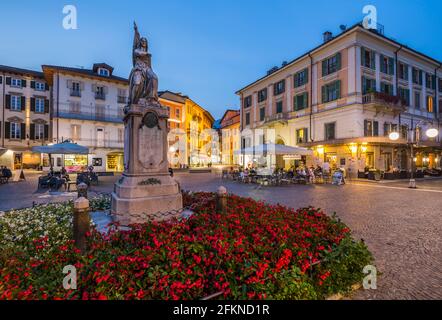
(237, 23, 441, 175)
(0, 65, 51, 170)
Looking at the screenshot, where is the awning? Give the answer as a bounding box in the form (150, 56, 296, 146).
(32, 141, 89, 155)
(235, 143, 313, 156)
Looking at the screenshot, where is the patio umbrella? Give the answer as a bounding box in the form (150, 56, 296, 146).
(32, 141, 89, 155)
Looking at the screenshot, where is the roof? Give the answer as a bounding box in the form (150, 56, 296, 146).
(42, 64, 128, 86)
(92, 63, 114, 75)
(0, 65, 45, 79)
(220, 109, 240, 122)
(159, 90, 187, 104)
(236, 23, 442, 94)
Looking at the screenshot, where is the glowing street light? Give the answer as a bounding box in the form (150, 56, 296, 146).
(388, 131, 400, 141)
(426, 128, 439, 139)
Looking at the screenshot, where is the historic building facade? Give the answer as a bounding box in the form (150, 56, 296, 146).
(220, 109, 240, 165)
(42, 63, 128, 173)
(237, 23, 442, 175)
(0, 65, 51, 170)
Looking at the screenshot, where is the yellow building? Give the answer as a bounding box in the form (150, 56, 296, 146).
(220, 109, 240, 165)
(184, 98, 215, 167)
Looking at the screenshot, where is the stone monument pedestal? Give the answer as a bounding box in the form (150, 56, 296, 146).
(111, 101, 183, 225)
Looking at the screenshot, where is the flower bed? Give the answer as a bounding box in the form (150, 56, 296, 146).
(0, 192, 372, 300)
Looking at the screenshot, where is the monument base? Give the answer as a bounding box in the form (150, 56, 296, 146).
(111, 173, 183, 225)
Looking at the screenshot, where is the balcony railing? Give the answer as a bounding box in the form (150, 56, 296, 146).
(70, 89, 81, 97)
(264, 112, 289, 124)
(362, 92, 407, 116)
(72, 138, 124, 149)
(57, 103, 123, 123)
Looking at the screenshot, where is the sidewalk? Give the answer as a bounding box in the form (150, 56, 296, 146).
(349, 176, 442, 184)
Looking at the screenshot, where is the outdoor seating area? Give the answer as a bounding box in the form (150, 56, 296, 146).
(357, 168, 441, 180)
(38, 167, 99, 192)
(222, 165, 345, 186)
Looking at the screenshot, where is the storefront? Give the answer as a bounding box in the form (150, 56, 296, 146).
(64, 154, 88, 172)
(106, 153, 124, 172)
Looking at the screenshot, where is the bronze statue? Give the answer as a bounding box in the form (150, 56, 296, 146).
(129, 22, 159, 105)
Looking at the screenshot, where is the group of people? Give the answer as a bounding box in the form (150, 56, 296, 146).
(0, 166, 13, 184)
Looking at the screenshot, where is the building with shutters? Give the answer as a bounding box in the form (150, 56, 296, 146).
(219, 109, 240, 165)
(0, 65, 51, 170)
(236, 22, 442, 176)
(42, 63, 128, 173)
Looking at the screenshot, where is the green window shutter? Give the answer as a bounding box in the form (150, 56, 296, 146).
(364, 120, 368, 136)
(362, 77, 367, 94)
(304, 68, 309, 84)
(20, 123, 26, 140)
(336, 80, 341, 99)
(380, 55, 385, 73)
(322, 60, 327, 77)
(370, 51, 376, 70)
(294, 95, 298, 111)
(419, 70, 423, 85)
(30, 98, 35, 112)
(322, 85, 327, 103)
(373, 121, 379, 136)
(5, 122, 10, 139)
(6, 77, 11, 85)
(5, 95, 10, 109)
(21, 80, 27, 88)
(336, 52, 342, 70)
(304, 92, 308, 109)
(388, 57, 394, 75)
(432, 75, 436, 90)
(361, 47, 365, 67)
(21, 97, 26, 111)
(44, 125, 49, 140)
(45, 99, 49, 113)
(30, 124, 35, 140)
(30, 81, 35, 89)
(404, 65, 409, 80)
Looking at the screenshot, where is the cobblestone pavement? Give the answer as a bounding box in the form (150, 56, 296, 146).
(1, 172, 441, 299)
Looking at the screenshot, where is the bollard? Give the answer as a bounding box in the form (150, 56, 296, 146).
(73, 197, 90, 254)
(77, 182, 88, 199)
(216, 186, 227, 214)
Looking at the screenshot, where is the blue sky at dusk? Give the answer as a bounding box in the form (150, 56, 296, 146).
(0, 0, 441, 119)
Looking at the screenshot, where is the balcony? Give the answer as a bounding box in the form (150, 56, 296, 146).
(70, 89, 81, 97)
(95, 93, 106, 100)
(57, 103, 123, 123)
(72, 139, 124, 149)
(264, 112, 290, 125)
(362, 92, 407, 117)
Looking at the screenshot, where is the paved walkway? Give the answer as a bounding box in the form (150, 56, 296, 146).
(1, 172, 441, 299)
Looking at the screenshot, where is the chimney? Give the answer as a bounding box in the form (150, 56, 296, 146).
(323, 31, 333, 43)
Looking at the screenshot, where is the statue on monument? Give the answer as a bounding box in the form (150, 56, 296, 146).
(129, 22, 159, 105)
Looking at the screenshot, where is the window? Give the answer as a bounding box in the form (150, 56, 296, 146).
(175, 108, 180, 118)
(98, 68, 110, 76)
(35, 98, 45, 113)
(415, 92, 421, 109)
(11, 95, 22, 111)
(294, 68, 308, 87)
(400, 125, 408, 139)
(398, 87, 410, 106)
(10, 122, 21, 139)
(35, 82, 45, 91)
(294, 92, 308, 111)
(35, 124, 44, 140)
(398, 62, 408, 80)
(276, 101, 283, 114)
(362, 77, 376, 94)
(427, 96, 434, 113)
(380, 55, 394, 75)
(71, 125, 81, 141)
(324, 122, 336, 140)
(259, 107, 265, 121)
(273, 80, 285, 96)
(364, 120, 379, 137)
(383, 122, 398, 136)
(258, 88, 267, 103)
(95, 86, 105, 100)
(361, 47, 375, 70)
(11, 78, 22, 87)
(243, 95, 252, 108)
(322, 52, 341, 76)
(321, 80, 341, 103)
(245, 113, 250, 126)
(296, 128, 308, 144)
(439, 78, 442, 93)
(412, 68, 423, 85)
(426, 73, 436, 90)
(71, 82, 81, 97)
(380, 82, 393, 95)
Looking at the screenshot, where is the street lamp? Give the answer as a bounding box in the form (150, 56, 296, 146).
(389, 124, 439, 189)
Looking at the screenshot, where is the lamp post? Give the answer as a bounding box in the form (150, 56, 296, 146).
(389, 124, 439, 188)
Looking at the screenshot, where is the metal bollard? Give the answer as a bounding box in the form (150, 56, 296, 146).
(73, 197, 90, 254)
(77, 182, 88, 199)
(216, 186, 227, 214)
